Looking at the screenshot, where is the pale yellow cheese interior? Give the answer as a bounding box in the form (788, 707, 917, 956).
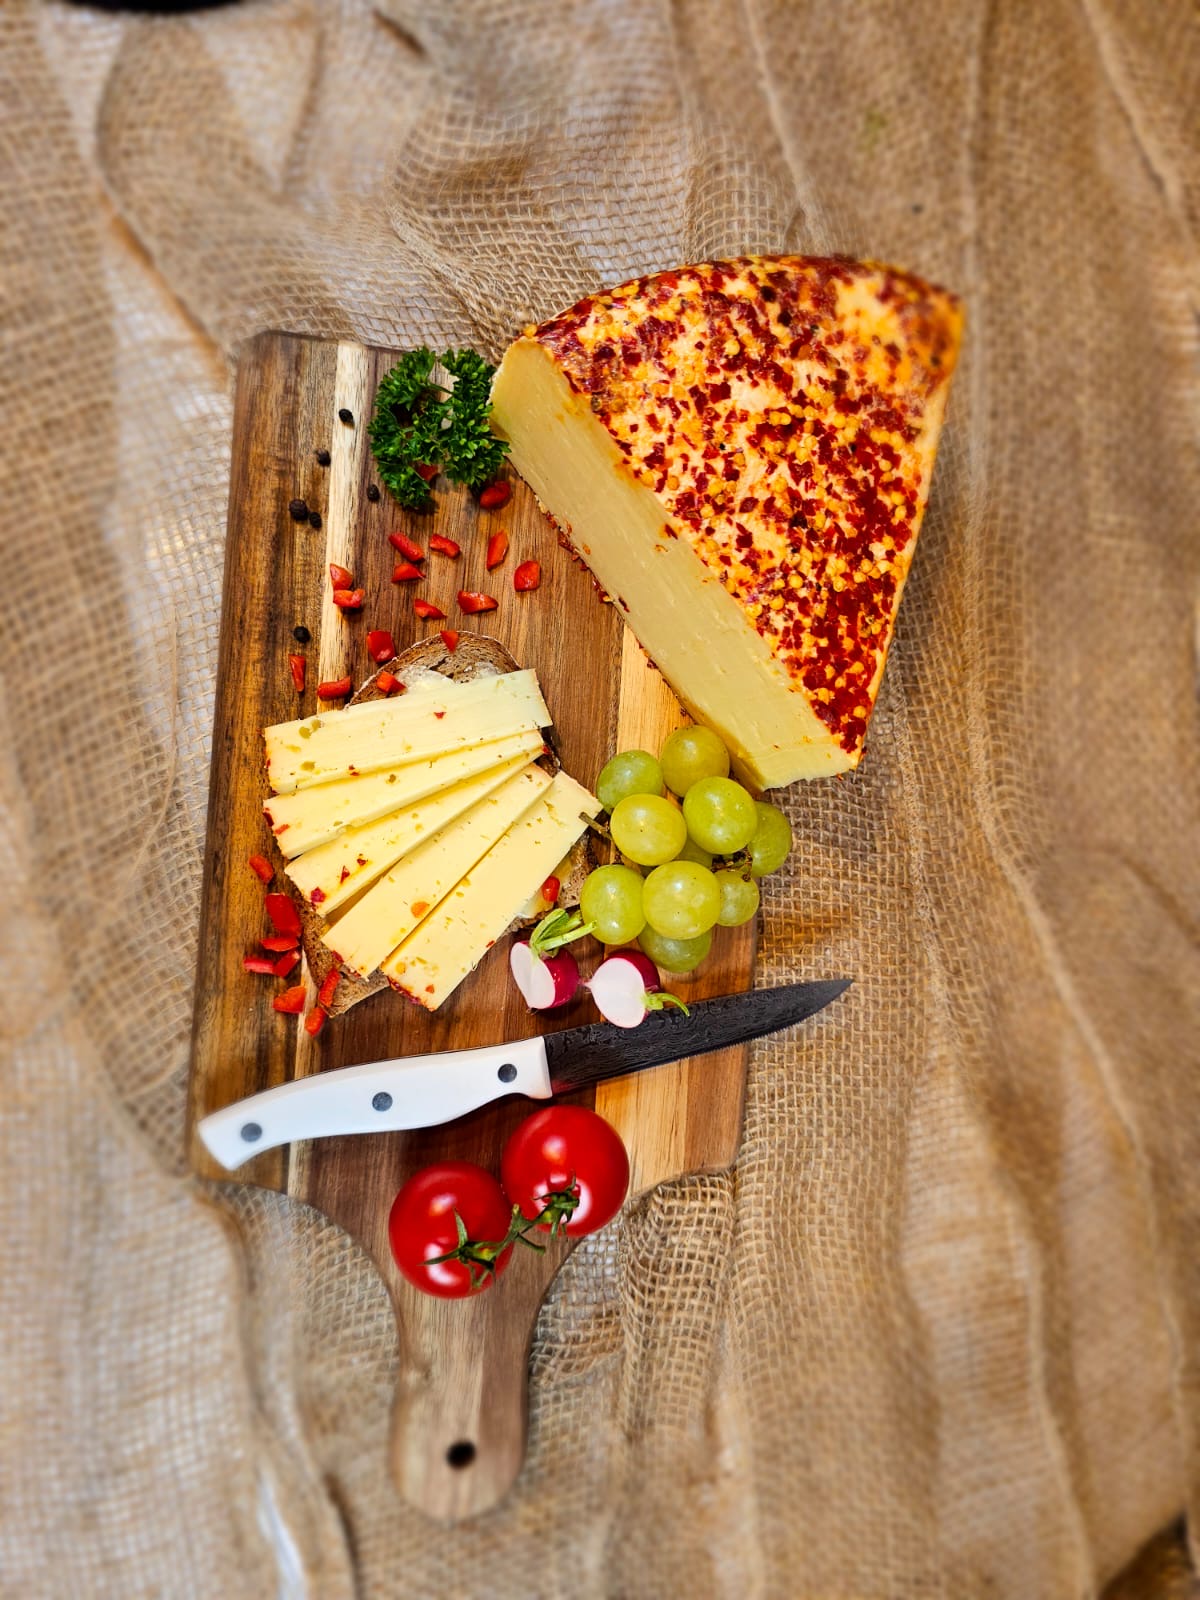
(264, 664, 601, 1009)
(322, 765, 551, 979)
(490, 343, 842, 788)
(264, 729, 544, 857)
(382, 771, 601, 1009)
(264, 670, 550, 793)
(284, 751, 534, 915)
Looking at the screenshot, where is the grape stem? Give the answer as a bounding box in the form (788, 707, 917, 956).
(717, 847, 753, 874)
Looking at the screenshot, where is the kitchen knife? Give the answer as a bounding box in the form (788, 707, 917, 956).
(197, 978, 850, 1171)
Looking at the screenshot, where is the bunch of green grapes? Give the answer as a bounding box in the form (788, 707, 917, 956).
(580, 727, 793, 974)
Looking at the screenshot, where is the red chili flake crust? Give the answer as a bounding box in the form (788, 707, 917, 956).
(530, 256, 963, 755)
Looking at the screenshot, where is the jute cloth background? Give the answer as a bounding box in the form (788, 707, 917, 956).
(2, 1, 1197, 1595)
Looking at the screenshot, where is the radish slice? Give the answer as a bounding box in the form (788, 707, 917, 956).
(508, 907, 596, 1012)
(588, 953, 688, 1029)
(610, 950, 660, 993)
(509, 939, 580, 1011)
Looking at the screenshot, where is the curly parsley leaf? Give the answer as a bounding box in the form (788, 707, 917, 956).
(368, 346, 508, 510)
(438, 349, 509, 489)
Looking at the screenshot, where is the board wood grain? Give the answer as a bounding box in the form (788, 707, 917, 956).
(187, 333, 755, 1519)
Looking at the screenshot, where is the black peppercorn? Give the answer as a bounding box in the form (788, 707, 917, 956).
(338, 407, 354, 426)
(315, 449, 331, 467)
(292, 625, 311, 644)
(288, 498, 308, 521)
(308, 511, 322, 529)
(366, 484, 381, 503)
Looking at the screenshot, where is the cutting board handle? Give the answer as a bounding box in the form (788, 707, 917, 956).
(388, 1232, 572, 1520)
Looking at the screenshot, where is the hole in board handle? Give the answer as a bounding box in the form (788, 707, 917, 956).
(446, 1440, 476, 1470)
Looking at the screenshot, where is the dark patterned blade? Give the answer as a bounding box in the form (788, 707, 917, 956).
(543, 979, 851, 1094)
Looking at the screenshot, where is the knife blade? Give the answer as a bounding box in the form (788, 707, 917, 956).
(197, 978, 850, 1172)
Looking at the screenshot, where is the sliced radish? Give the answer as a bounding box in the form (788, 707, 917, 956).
(508, 908, 595, 1012)
(610, 950, 659, 992)
(588, 953, 688, 1029)
(509, 940, 580, 1010)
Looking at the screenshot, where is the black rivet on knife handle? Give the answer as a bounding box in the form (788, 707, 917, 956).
(240, 1122, 262, 1143)
(372, 1091, 393, 1112)
(497, 1063, 517, 1083)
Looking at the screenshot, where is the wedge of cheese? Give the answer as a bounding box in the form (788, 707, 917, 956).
(264, 670, 550, 794)
(381, 771, 601, 1009)
(491, 256, 962, 788)
(284, 751, 534, 914)
(323, 765, 552, 979)
(264, 729, 544, 858)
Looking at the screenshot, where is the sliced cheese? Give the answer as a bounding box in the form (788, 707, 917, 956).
(515, 849, 577, 921)
(264, 670, 550, 794)
(322, 765, 552, 979)
(381, 771, 601, 1010)
(264, 729, 544, 857)
(490, 257, 961, 787)
(284, 751, 535, 914)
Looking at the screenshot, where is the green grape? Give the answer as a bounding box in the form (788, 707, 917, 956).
(638, 924, 713, 974)
(673, 835, 714, 870)
(610, 793, 687, 866)
(714, 869, 760, 927)
(642, 861, 722, 940)
(681, 776, 758, 854)
(596, 749, 665, 811)
(659, 725, 730, 794)
(748, 801, 793, 877)
(579, 864, 646, 944)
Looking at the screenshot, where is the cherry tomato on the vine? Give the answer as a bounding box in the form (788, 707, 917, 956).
(501, 1106, 630, 1238)
(388, 1162, 513, 1299)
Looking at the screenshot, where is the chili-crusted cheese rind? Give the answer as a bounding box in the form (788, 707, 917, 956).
(491, 256, 962, 787)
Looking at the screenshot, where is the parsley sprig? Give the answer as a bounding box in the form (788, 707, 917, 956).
(368, 347, 508, 511)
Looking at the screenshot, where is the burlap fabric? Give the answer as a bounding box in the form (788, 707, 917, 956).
(2, 1, 1196, 1595)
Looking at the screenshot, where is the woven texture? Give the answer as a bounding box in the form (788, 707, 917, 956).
(2, 0, 1197, 1595)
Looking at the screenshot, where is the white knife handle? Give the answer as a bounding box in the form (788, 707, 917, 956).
(197, 1036, 552, 1172)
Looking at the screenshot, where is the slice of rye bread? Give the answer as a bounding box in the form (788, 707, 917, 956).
(287, 632, 594, 1018)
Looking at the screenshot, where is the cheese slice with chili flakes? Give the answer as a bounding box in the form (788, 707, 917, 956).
(321, 764, 552, 980)
(263, 728, 544, 858)
(381, 771, 601, 1010)
(263, 670, 550, 794)
(490, 256, 962, 788)
(284, 751, 536, 915)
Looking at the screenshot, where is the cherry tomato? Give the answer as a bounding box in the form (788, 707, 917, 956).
(388, 1162, 513, 1298)
(501, 1106, 629, 1238)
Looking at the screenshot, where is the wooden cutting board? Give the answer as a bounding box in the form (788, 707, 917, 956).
(187, 333, 755, 1521)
